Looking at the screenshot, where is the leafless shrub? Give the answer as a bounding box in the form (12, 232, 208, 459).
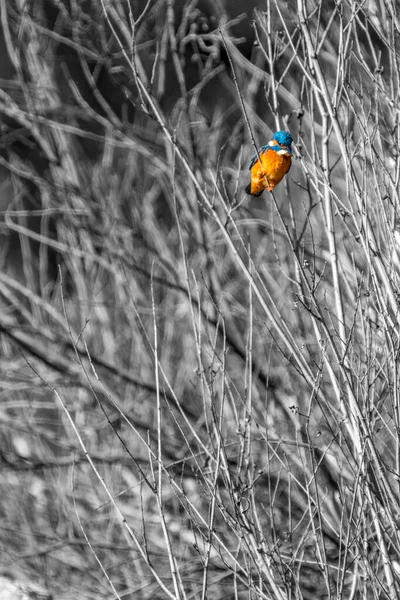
(1, 1, 400, 598)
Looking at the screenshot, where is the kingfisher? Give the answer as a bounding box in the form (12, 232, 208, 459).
(245, 131, 293, 196)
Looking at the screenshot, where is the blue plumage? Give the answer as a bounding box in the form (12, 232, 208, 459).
(272, 131, 293, 146)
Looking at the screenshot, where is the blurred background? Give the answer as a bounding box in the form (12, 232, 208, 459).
(1, 0, 400, 598)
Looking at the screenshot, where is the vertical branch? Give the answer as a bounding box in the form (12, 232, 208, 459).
(254, 5, 281, 131)
(320, 112, 346, 349)
(150, 268, 185, 600)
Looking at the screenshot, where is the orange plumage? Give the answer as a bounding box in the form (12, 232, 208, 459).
(245, 131, 293, 197)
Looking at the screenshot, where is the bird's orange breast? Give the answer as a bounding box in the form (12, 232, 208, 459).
(249, 150, 291, 194)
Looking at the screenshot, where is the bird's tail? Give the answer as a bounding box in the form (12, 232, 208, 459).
(245, 183, 263, 197)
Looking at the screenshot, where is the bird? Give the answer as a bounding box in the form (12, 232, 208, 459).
(245, 131, 293, 197)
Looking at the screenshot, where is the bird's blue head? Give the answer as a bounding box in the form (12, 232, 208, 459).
(272, 131, 293, 147)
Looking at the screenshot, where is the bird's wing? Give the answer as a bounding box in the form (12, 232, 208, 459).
(249, 145, 271, 170)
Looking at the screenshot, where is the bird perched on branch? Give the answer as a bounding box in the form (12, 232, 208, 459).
(245, 131, 293, 196)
